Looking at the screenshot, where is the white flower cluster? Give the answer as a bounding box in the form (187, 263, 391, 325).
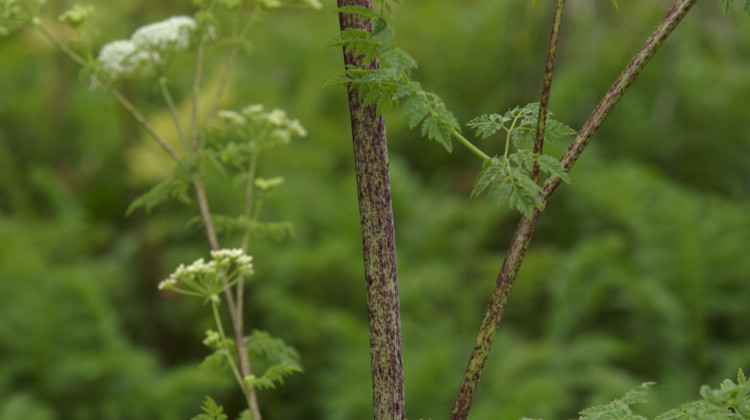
(211, 248, 254, 277)
(131, 16, 195, 53)
(96, 15, 203, 82)
(158, 248, 254, 298)
(98, 40, 161, 80)
(158, 257, 218, 291)
(216, 104, 308, 146)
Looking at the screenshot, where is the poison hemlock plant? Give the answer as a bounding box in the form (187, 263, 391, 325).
(1, 0, 319, 418)
(333, 0, 747, 420)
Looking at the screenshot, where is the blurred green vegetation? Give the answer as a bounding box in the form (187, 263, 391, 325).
(1, 0, 749, 419)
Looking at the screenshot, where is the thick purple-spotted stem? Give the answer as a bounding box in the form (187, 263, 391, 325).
(337, 1, 405, 419)
(451, 0, 698, 418)
(532, 0, 566, 183)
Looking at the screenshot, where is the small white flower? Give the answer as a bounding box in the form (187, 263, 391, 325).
(187, 257, 218, 274)
(238, 263, 254, 277)
(97, 39, 161, 80)
(271, 128, 291, 144)
(217, 110, 246, 127)
(304, 0, 323, 9)
(132, 15, 196, 53)
(265, 109, 287, 126)
(288, 119, 307, 137)
(202, 24, 217, 42)
(211, 248, 243, 261)
(242, 104, 264, 115)
(158, 277, 177, 290)
(210, 248, 254, 277)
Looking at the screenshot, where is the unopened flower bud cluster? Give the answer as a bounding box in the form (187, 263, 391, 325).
(1, 0, 46, 35)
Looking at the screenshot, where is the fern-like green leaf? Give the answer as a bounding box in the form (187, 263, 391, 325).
(380, 46, 417, 74)
(467, 113, 508, 140)
(698, 369, 750, 418)
(579, 382, 654, 420)
(126, 177, 191, 215)
(421, 113, 454, 152)
(508, 167, 543, 215)
(535, 153, 571, 183)
(510, 149, 537, 173)
(471, 156, 542, 217)
(235, 410, 253, 420)
(191, 396, 228, 420)
(401, 96, 430, 129)
(243, 330, 303, 391)
(720, 0, 750, 15)
(471, 157, 505, 199)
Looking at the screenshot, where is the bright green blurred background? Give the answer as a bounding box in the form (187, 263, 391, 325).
(1, 1, 749, 419)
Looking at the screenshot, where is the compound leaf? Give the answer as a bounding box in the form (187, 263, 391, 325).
(191, 396, 228, 420)
(535, 153, 571, 183)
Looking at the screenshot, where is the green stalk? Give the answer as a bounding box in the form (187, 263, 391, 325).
(337, 1, 405, 419)
(159, 77, 190, 153)
(452, 130, 491, 161)
(33, 22, 182, 162)
(450, 0, 698, 418)
(211, 300, 245, 396)
(189, 2, 260, 414)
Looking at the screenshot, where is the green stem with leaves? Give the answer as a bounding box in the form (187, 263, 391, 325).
(338, 1, 405, 419)
(450, 0, 698, 417)
(185, 2, 261, 416)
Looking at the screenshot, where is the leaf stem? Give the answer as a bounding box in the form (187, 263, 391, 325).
(34, 19, 183, 162)
(503, 115, 521, 160)
(450, 0, 698, 417)
(33, 21, 88, 67)
(159, 77, 190, 153)
(532, 0, 565, 182)
(211, 299, 246, 396)
(452, 130, 491, 161)
(108, 85, 182, 162)
(206, 11, 260, 128)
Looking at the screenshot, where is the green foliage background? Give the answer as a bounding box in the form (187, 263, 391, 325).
(1, 0, 749, 419)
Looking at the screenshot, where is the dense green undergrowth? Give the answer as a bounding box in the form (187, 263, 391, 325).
(1, 0, 749, 419)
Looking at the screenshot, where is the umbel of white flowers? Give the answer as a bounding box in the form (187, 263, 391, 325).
(158, 248, 254, 301)
(96, 16, 212, 83)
